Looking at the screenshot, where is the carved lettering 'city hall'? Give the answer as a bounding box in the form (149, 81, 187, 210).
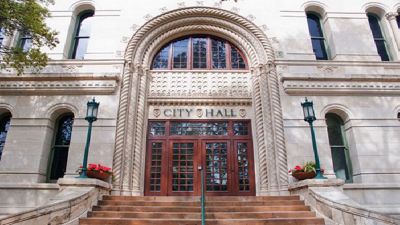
(162, 108, 238, 118)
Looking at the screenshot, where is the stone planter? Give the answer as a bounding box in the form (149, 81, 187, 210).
(292, 171, 316, 180)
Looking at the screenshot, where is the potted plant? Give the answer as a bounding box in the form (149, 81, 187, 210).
(77, 164, 112, 181)
(289, 162, 322, 180)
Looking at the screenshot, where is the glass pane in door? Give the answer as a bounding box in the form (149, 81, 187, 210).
(205, 142, 228, 191)
(149, 142, 163, 192)
(171, 143, 194, 192)
(237, 142, 250, 191)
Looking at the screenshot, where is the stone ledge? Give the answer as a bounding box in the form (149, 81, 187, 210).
(343, 183, 400, 189)
(288, 178, 345, 191)
(58, 178, 112, 190)
(0, 183, 59, 189)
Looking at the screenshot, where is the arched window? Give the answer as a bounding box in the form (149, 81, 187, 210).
(326, 113, 352, 183)
(397, 14, 400, 29)
(48, 113, 74, 181)
(367, 13, 390, 61)
(18, 32, 32, 52)
(0, 113, 11, 161)
(152, 36, 247, 70)
(0, 28, 5, 48)
(70, 10, 94, 59)
(306, 13, 328, 60)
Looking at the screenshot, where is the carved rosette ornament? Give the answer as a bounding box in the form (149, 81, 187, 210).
(196, 109, 203, 117)
(112, 7, 288, 196)
(153, 108, 161, 117)
(239, 109, 246, 117)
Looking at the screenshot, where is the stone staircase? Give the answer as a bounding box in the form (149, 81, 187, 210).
(80, 195, 325, 225)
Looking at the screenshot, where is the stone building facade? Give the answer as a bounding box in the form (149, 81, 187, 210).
(0, 0, 399, 214)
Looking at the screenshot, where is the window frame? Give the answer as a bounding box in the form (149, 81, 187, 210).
(367, 13, 391, 61)
(69, 10, 94, 59)
(0, 28, 5, 48)
(325, 113, 353, 183)
(17, 31, 32, 52)
(152, 35, 248, 71)
(0, 113, 11, 161)
(47, 113, 74, 182)
(306, 12, 329, 60)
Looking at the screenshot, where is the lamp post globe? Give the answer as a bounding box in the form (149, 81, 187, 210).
(301, 97, 326, 179)
(79, 97, 100, 178)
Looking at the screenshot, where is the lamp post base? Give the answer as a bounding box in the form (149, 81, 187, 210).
(315, 170, 327, 179)
(77, 171, 88, 179)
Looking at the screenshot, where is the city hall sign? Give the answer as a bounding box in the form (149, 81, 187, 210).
(149, 106, 251, 119)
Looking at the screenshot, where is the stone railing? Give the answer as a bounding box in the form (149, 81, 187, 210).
(0, 178, 111, 225)
(289, 179, 400, 225)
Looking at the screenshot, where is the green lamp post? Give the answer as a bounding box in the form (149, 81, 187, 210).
(79, 98, 99, 178)
(301, 97, 326, 179)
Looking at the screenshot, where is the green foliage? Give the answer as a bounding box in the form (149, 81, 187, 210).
(303, 161, 316, 173)
(0, 0, 58, 75)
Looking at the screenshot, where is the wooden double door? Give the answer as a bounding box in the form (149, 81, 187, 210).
(145, 120, 255, 196)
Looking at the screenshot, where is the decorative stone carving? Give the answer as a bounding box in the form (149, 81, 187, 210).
(149, 71, 252, 98)
(239, 109, 246, 117)
(177, 2, 186, 8)
(159, 7, 168, 13)
(153, 108, 161, 117)
(196, 109, 203, 117)
(143, 14, 153, 21)
(385, 12, 398, 21)
(113, 7, 287, 196)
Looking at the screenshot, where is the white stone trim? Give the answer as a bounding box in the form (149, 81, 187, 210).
(112, 7, 288, 195)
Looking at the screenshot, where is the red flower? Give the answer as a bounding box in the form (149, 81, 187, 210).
(294, 165, 302, 171)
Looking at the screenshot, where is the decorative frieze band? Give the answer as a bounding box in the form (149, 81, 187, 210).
(282, 77, 400, 95)
(0, 76, 118, 94)
(149, 71, 252, 98)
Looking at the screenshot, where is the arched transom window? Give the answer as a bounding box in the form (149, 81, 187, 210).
(152, 36, 248, 70)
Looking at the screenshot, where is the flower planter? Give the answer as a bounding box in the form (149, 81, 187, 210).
(86, 170, 111, 181)
(292, 171, 316, 180)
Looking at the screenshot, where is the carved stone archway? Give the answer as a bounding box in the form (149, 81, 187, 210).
(112, 7, 288, 196)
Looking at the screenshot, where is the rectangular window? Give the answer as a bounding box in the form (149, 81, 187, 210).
(170, 122, 228, 136)
(149, 142, 163, 192)
(192, 38, 207, 69)
(149, 122, 166, 136)
(173, 39, 188, 69)
(19, 33, 32, 52)
(211, 39, 226, 69)
(233, 122, 249, 135)
(311, 38, 328, 60)
(0, 28, 4, 48)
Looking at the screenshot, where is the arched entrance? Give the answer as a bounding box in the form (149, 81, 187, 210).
(112, 7, 288, 196)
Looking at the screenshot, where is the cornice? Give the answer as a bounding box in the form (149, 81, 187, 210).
(283, 76, 400, 95)
(0, 75, 119, 95)
(275, 59, 400, 68)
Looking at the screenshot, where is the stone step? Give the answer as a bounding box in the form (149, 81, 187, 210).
(102, 195, 301, 202)
(88, 211, 317, 219)
(92, 205, 311, 212)
(98, 200, 305, 207)
(80, 218, 325, 225)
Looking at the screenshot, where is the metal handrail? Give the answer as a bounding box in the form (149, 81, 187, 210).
(199, 166, 206, 225)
